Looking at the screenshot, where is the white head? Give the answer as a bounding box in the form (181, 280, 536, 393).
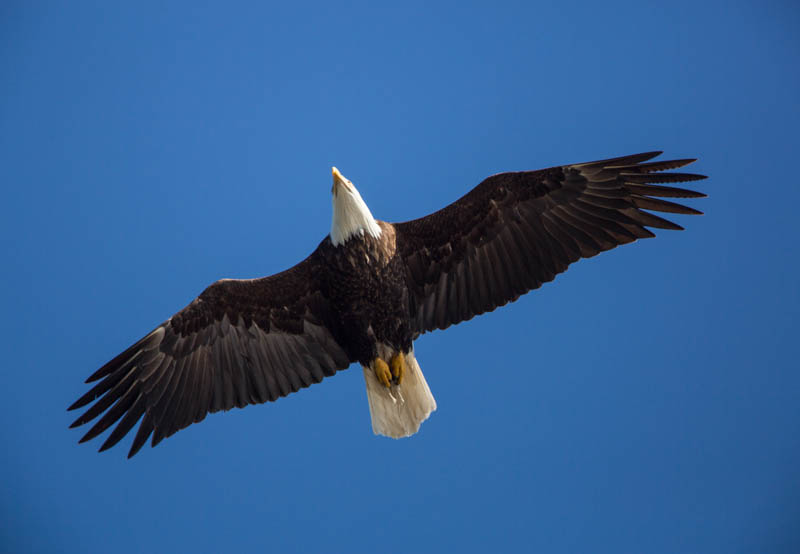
(330, 167, 382, 246)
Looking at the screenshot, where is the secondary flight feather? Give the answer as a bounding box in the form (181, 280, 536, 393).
(69, 151, 706, 457)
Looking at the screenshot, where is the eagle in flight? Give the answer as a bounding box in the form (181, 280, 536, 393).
(69, 151, 706, 457)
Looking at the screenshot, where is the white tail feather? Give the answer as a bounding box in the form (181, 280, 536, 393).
(362, 348, 437, 438)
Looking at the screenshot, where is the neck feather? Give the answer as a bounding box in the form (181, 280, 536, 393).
(331, 190, 382, 246)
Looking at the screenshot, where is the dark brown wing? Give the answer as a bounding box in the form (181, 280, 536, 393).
(394, 151, 706, 335)
(68, 249, 351, 457)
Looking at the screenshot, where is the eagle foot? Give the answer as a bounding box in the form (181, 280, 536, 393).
(372, 354, 405, 388)
(373, 358, 392, 388)
(390, 352, 405, 385)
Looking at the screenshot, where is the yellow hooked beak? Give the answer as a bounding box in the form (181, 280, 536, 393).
(332, 166, 347, 194)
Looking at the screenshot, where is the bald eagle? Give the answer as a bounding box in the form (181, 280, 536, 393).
(69, 151, 706, 457)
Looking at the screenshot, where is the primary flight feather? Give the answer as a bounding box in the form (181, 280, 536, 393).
(69, 151, 706, 457)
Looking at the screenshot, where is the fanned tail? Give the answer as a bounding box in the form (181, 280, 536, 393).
(362, 348, 436, 438)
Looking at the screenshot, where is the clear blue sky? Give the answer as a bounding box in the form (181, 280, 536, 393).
(2, 2, 798, 553)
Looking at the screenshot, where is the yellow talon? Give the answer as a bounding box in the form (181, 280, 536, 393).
(390, 352, 405, 385)
(373, 358, 392, 388)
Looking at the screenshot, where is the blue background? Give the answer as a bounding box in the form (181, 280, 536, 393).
(3, 2, 799, 552)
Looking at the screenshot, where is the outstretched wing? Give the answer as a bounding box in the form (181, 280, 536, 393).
(69, 251, 351, 457)
(394, 151, 706, 335)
